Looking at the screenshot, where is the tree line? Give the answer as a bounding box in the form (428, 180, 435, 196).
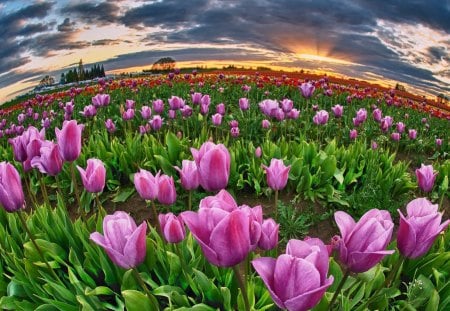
(60, 62, 105, 84)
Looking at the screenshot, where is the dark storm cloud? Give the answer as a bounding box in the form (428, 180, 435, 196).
(16, 23, 50, 36)
(92, 39, 123, 46)
(57, 18, 76, 32)
(64, 1, 120, 25)
(19, 32, 90, 57)
(427, 46, 449, 62)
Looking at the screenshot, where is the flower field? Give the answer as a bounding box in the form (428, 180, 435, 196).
(0, 71, 449, 310)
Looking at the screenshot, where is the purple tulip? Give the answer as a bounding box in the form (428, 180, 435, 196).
(134, 169, 160, 201)
(125, 99, 135, 110)
(421, 117, 427, 124)
(31, 141, 64, 176)
(372, 108, 382, 122)
(255, 146, 262, 158)
(252, 238, 333, 311)
(191, 142, 231, 192)
(191, 92, 202, 105)
(152, 99, 165, 114)
(77, 158, 106, 193)
(0, 162, 25, 212)
(334, 209, 394, 273)
(168, 109, 176, 119)
(140, 106, 152, 119)
(9, 126, 45, 163)
(396, 122, 405, 133)
(239, 98, 250, 111)
(105, 119, 116, 133)
(55, 120, 84, 162)
(371, 141, 378, 150)
(397, 198, 449, 259)
(230, 127, 240, 138)
(174, 160, 199, 191)
(353, 108, 367, 126)
(331, 105, 344, 118)
(159, 212, 186, 243)
(181, 207, 251, 267)
(92, 94, 110, 107)
(313, 110, 329, 125)
(262, 158, 290, 191)
(168, 96, 185, 110)
(259, 99, 279, 117)
(312, 104, 319, 111)
(64, 102, 74, 114)
(258, 218, 279, 250)
(349, 129, 358, 140)
(415, 164, 437, 193)
(199, 189, 238, 212)
(281, 99, 293, 113)
(157, 175, 177, 205)
(287, 108, 300, 119)
(299, 82, 315, 98)
(41, 117, 51, 129)
(149, 115, 163, 131)
(408, 129, 417, 140)
(81, 105, 97, 118)
(90, 211, 147, 269)
(216, 103, 226, 115)
(391, 132, 400, 141)
(274, 108, 285, 121)
(211, 113, 222, 126)
(436, 138, 442, 147)
(122, 108, 135, 121)
(262, 119, 271, 129)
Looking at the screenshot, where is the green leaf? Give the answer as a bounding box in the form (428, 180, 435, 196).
(166, 132, 182, 163)
(122, 290, 159, 311)
(85, 286, 115, 296)
(112, 187, 135, 203)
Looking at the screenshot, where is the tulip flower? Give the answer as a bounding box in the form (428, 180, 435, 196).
(152, 99, 164, 114)
(216, 103, 226, 115)
(262, 158, 290, 191)
(134, 169, 160, 201)
(168, 96, 185, 110)
(211, 113, 222, 126)
(230, 127, 240, 137)
(334, 209, 394, 273)
(287, 108, 300, 119)
(122, 108, 135, 121)
(262, 119, 271, 129)
(436, 138, 442, 147)
(90, 211, 147, 269)
(255, 146, 262, 158)
(281, 99, 293, 113)
(191, 92, 202, 105)
(397, 198, 450, 259)
(140, 106, 152, 119)
(353, 108, 367, 126)
(396, 122, 405, 133)
(349, 129, 358, 140)
(415, 164, 437, 193)
(299, 82, 315, 98)
(258, 218, 279, 250)
(174, 160, 199, 191)
(372, 108, 382, 122)
(391, 132, 400, 141)
(159, 212, 186, 243)
(371, 141, 378, 150)
(149, 115, 163, 131)
(252, 238, 333, 311)
(157, 175, 177, 205)
(199, 189, 238, 212)
(0, 162, 25, 212)
(313, 110, 329, 125)
(55, 120, 84, 162)
(191, 142, 231, 191)
(77, 158, 106, 193)
(9, 126, 45, 163)
(239, 98, 250, 110)
(259, 99, 279, 117)
(81, 105, 97, 118)
(92, 94, 110, 107)
(105, 119, 116, 133)
(408, 129, 417, 140)
(31, 141, 64, 176)
(125, 99, 135, 110)
(181, 207, 251, 267)
(331, 104, 343, 118)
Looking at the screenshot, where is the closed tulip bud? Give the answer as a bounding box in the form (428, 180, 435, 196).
(239, 98, 250, 110)
(134, 169, 160, 201)
(140, 106, 152, 119)
(55, 120, 84, 162)
(396, 122, 405, 133)
(230, 127, 240, 137)
(331, 104, 344, 118)
(259, 99, 279, 117)
(105, 119, 116, 133)
(90, 211, 147, 269)
(408, 129, 417, 140)
(287, 108, 300, 119)
(216, 103, 226, 115)
(258, 218, 279, 250)
(168, 109, 176, 119)
(92, 94, 110, 107)
(415, 164, 437, 193)
(31, 140, 64, 176)
(252, 238, 333, 310)
(174, 160, 199, 191)
(349, 129, 358, 140)
(211, 113, 222, 126)
(81, 105, 97, 118)
(122, 108, 135, 121)
(436, 138, 442, 146)
(77, 158, 106, 193)
(159, 212, 186, 243)
(0, 162, 25, 212)
(262, 119, 271, 129)
(371, 141, 378, 150)
(334, 209, 394, 273)
(181, 208, 251, 267)
(149, 115, 163, 131)
(372, 108, 382, 122)
(191, 142, 231, 191)
(191, 92, 202, 105)
(152, 99, 165, 114)
(168, 96, 184, 110)
(313, 110, 329, 125)
(281, 99, 293, 113)
(397, 198, 450, 259)
(157, 175, 177, 205)
(299, 82, 315, 98)
(262, 158, 290, 191)
(125, 99, 135, 110)
(255, 146, 262, 158)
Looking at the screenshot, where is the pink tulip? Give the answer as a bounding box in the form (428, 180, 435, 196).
(199, 189, 238, 212)
(174, 160, 199, 191)
(391, 132, 400, 141)
(77, 158, 106, 193)
(287, 108, 300, 119)
(90, 211, 147, 269)
(371, 141, 378, 150)
(436, 138, 442, 147)
(0, 162, 25, 212)
(134, 169, 160, 201)
(397, 198, 450, 259)
(230, 127, 240, 137)
(152, 99, 164, 114)
(313, 110, 329, 125)
(168, 96, 185, 110)
(8, 126, 45, 163)
(191, 142, 231, 191)
(255, 146, 262, 158)
(157, 175, 177, 205)
(372, 108, 382, 122)
(252, 238, 333, 311)
(396, 122, 405, 133)
(149, 115, 163, 131)
(181, 207, 251, 267)
(258, 218, 279, 250)
(334, 209, 394, 273)
(159, 212, 186, 243)
(216, 103, 226, 115)
(349, 129, 358, 140)
(262, 158, 290, 191)
(31, 140, 64, 176)
(239, 98, 250, 110)
(299, 82, 315, 98)
(55, 120, 84, 162)
(262, 119, 271, 129)
(211, 113, 222, 126)
(353, 108, 367, 126)
(81, 105, 97, 118)
(140, 106, 152, 119)
(92, 94, 110, 107)
(331, 105, 343, 118)
(408, 129, 417, 140)
(125, 99, 135, 110)
(415, 164, 437, 193)
(259, 99, 279, 117)
(281, 99, 293, 113)
(122, 108, 135, 121)
(191, 92, 202, 105)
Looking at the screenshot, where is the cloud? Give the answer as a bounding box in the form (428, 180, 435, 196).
(57, 18, 76, 32)
(63, 1, 120, 25)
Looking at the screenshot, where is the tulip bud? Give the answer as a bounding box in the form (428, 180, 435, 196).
(0, 162, 25, 212)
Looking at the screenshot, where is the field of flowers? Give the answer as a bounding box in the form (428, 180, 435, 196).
(0, 71, 449, 310)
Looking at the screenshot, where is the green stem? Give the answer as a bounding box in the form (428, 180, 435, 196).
(39, 175, 50, 207)
(274, 189, 279, 221)
(233, 265, 250, 311)
(385, 256, 405, 287)
(149, 200, 161, 235)
(132, 268, 157, 303)
(55, 175, 63, 198)
(188, 190, 192, 211)
(69, 162, 81, 212)
(328, 268, 350, 310)
(23, 174, 37, 208)
(18, 212, 61, 282)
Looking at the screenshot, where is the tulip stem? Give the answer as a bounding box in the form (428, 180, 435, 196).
(132, 268, 158, 306)
(70, 162, 82, 215)
(328, 268, 350, 310)
(274, 189, 279, 221)
(233, 265, 250, 311)
(188, 190, 192, 211)
(18, 211, 61, 282)
(23, 174, 37, 208)
(385, 256, 405, 287)
(39, 175, 50, 207)
(55, 175, 63, 198)
(149, 200, 161, 235)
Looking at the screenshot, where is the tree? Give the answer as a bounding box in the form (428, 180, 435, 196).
(60, 73, 66, 84)
(151, 57, 176, 71)
(78, 59, 84, 81)
(39, 75, 55, 87)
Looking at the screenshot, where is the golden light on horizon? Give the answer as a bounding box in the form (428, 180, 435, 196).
(295, 53, 356, 66)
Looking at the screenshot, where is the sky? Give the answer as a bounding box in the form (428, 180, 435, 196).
(0, 0, 449, 103)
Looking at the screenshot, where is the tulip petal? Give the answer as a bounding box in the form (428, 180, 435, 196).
(334, 211, 355, 240)
(123, 222, 147, 267)
(284, 276, 334, 311)
(397, 210, 417, 257)
(348, 250, 394, 273)
(252, 257, 285, 309)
